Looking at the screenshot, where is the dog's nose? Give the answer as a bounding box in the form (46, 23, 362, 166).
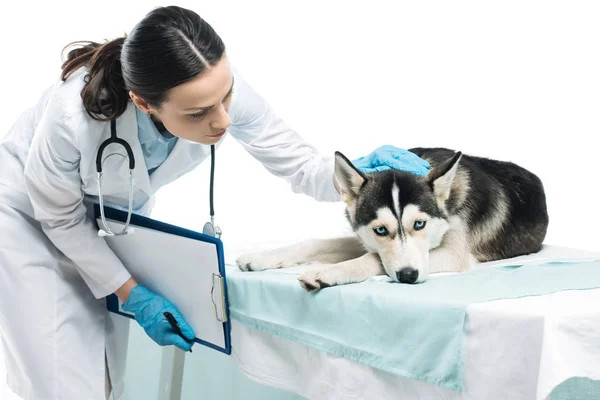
(397, 267, 419, 284)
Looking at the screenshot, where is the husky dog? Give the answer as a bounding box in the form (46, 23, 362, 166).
(236, 148, 549, 291)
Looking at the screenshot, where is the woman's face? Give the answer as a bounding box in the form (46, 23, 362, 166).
(130, 55, 234, 145)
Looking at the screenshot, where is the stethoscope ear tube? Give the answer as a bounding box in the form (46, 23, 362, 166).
(96, 119, 136, 237)
(97, 169, 135, 237)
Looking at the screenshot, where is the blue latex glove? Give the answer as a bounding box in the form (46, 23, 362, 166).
(352, 145, 430, 175)
(122, 285, 195, 352)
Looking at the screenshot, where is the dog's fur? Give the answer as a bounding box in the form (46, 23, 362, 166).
(236, 147, 549, 291)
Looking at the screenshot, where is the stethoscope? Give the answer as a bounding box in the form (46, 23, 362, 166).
(96, 119, 222, 239)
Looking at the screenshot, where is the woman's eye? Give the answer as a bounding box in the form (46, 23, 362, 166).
(414, 220, 427, 231)
(374, 226, 389, 236)
(188, 111, 207, 120)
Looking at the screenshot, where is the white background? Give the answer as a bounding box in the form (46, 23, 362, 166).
(1, 1, 599, 398)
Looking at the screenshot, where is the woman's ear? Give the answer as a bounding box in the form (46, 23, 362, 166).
(129, 91, 152, 114)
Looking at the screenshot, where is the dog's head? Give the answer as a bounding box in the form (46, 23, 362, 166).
(334, 150, 462, 284)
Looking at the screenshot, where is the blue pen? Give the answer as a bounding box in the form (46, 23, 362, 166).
(163, 311, 194, 353)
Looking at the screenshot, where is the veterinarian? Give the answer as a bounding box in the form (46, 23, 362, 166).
(0, 6, 430, 400)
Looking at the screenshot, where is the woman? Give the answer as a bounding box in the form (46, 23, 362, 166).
(0, 5, 429, 400)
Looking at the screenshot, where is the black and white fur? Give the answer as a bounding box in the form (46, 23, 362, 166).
(236, 148, 549, 291)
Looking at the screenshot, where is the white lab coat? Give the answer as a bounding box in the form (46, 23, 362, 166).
(0, 66, 340, 400)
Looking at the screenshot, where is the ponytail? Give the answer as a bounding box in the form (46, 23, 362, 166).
(61, 37, 129, 121)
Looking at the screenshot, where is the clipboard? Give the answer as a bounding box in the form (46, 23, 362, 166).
(94, 204, 231, 355)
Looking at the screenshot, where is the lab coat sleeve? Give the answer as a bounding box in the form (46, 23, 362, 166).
(227, 71, 341, 203)
(23, 94, 131, 299)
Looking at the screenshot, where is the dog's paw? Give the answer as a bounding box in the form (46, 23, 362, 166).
(297, 266, 342, 292)
(235, 251, 299, 272)
(297, 270, 326, 292)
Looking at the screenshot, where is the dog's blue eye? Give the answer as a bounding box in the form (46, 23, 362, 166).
(374, 226, 388, 236)
(414, 220, 426, 230)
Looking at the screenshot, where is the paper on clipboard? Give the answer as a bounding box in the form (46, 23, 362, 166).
(95, 204, 231, 355)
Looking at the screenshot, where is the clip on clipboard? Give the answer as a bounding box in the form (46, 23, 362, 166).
(95, 204, 231, 355)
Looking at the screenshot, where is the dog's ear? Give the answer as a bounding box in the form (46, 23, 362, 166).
(334, 151, 367, 200)
(427, 151, 462, 203)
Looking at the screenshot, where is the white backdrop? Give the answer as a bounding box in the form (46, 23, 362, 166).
(1, 1, 599, 399)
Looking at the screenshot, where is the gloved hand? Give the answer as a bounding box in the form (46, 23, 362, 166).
(352, 145, 430, 176)
(122, 284, 195, 352)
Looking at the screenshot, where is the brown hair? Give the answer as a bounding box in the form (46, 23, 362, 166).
(59, 6, 226, 122)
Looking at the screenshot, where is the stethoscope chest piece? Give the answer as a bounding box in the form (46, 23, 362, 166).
(202, 219, 222, 239)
